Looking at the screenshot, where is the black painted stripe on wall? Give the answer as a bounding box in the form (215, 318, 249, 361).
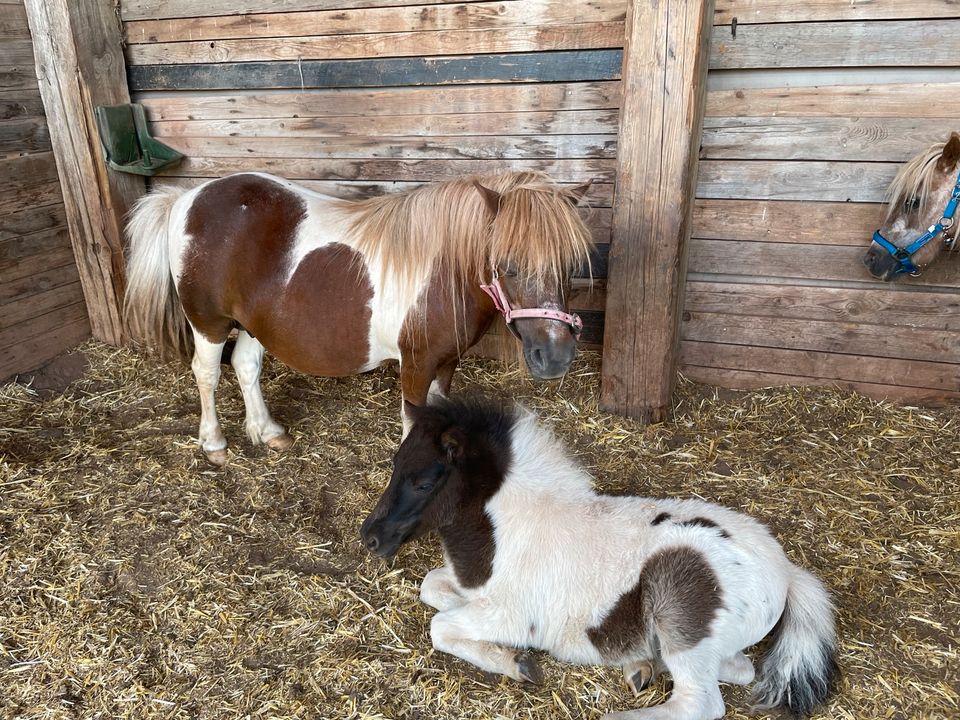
(577, 243, 608, 279)
(128, 49, 624, 92)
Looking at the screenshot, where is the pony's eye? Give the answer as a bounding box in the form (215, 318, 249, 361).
(502, 261, 519, 277)
(903, 195, 921, 213)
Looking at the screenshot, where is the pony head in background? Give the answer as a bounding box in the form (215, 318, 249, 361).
(863, 132, 960, 280)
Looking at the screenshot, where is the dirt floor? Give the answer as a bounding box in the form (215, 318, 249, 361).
(1, 341, 957, 720)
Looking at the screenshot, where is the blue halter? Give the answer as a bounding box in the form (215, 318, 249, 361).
(872, 170, 960, 276)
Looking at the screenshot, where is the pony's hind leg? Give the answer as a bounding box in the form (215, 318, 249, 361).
(623, 658, 661, 696)
(603, 643, 724, 720)
(718, 651, 754, 685)
(232, 330, 293, 450)
(192, 332, 229, 466)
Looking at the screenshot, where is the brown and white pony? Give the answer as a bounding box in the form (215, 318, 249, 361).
(361, 399, 839, 720)
(123, 171, 592, 465)
(863, 132, 960, 280)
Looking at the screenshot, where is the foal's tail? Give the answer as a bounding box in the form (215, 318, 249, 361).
(123, 184, 192, 360)
(752, 565, 839, 717)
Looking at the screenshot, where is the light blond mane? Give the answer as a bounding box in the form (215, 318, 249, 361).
(885, 141, 949, 220)
(335, 171, 594, 301)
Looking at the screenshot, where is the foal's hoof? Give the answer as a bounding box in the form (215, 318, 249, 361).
(205, 448, 228, 466)
(514, 652, 544, 685)
(625, 660, 656, 696)
(265, 432, 294, 451)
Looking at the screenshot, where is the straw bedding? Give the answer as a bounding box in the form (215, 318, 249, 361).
(1, 341, 957, 719)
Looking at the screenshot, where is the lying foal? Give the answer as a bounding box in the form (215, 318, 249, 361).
(361, 400, 838, 720)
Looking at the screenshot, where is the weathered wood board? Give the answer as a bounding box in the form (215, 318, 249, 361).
(0, 0, 90, 381)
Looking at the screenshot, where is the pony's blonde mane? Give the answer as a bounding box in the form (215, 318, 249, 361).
(336, 171, 594, 300)
(885, 141, 949, 219)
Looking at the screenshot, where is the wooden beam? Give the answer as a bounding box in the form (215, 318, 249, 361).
(601, 0, 714, 422)
(127, 50, 624, 92)
(23, 0, 146, 345)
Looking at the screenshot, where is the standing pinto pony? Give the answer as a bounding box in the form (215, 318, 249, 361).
(123, 171, 592, 465)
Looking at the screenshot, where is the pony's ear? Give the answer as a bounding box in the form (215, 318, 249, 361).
(440, 427, 465, 462)
(566, 180, 593, 206)
(472, 180, 502, 216)
(937, 132, 960, 172)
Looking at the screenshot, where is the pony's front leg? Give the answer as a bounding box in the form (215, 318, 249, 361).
(191, 333, 228, 466)
(420, 566, 466, 611)
(232, 330, 293, 451)
(399, 357, 457, 436)
(430, 604, 544, 684)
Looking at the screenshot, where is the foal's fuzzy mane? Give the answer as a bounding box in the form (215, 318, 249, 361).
(425, 397, 593, 495)
(885, 140, 951, 220)
(335, 171, 594, 300)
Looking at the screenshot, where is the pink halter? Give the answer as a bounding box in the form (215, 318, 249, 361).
(480, 267, 583, 340)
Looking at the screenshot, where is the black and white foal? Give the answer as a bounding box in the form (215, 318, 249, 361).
(361, 400, 839, 720)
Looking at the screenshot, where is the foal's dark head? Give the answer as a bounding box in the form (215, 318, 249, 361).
(360, 399, 513, 560)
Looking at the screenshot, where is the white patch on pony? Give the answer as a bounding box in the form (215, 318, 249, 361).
(168, 181, 210, 286)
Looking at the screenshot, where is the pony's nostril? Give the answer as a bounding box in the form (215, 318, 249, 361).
(365, 534, 380, 552)
(531, 348, 545, 370)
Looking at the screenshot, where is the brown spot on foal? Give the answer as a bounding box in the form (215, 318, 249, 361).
(587, 547, 722, 660)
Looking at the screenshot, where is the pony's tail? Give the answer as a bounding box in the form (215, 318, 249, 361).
(751, 565, 839, 717)
(123, 184, 192, 360)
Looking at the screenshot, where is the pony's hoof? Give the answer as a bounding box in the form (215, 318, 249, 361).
(205, 448, 228, 466)
(625, 660, 656, 696)
(514, 652, 544, 684)
(265, 432, 294, 451)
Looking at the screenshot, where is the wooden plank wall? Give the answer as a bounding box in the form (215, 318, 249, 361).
(122, 0, 627, 348)
(121, 0, 960, 404)
(684, 0, 960, 403)
(0, 0, 90, 382)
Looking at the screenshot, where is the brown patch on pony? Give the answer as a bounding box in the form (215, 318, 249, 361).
(679, 517, 731, 539)
(587, 546, 722, 661)
(178, 174, 374, 375)
(397, 267, 498, 405)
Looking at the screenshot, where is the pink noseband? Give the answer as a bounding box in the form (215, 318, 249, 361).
(480, 268, 583, 340)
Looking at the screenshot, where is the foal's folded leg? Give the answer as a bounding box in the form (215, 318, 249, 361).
(622, 658, 660, 696)
(420, 566, 467, 611)
(603, 642, 724, 720)
(430, 603, 543, 684)
(717, 651, 754, 685)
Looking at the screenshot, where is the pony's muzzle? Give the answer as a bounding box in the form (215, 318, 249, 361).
(862, 245, 898, 281)
(360, 516, 406, 559)
(521, 328, 578, 380)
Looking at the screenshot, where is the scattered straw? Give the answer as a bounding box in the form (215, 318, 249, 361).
(1, 341, 957, 719)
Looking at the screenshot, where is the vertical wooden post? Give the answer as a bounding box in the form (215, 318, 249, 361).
(23, 0, 144, 345)
(600, 0, 714, 423)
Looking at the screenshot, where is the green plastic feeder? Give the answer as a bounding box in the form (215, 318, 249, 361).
(94, 103, 184, 176)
